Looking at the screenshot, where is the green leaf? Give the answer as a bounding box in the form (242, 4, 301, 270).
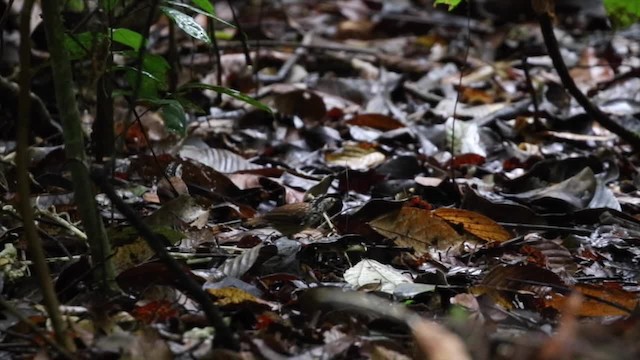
(166, 1, 236, 28)
(141, 98, 189, 135)
(119, 66, 162, 99)
(159, 100, 187, 136)
(178, 83, 273, 113)
(141, 54, 170, 89)
(191, 0, 214, 15)
(160, 6, 211, 44)
(64, 0, 85, 12)
(433, 0, 463, 11)
(104, 0, 122, 12)
(214, 31, 234, 40)
(63, 32, 103, 60)
(117, 52, 170, 95)
(111, 28, 144, 51)
(604, 0, 640, 28)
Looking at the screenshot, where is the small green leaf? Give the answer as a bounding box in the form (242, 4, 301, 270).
(63, 32, 103, 59)
(214, 31, 234, 40)
(104, 0, 121, 12)
(64, 0, 85, 12)
(141, 54, 170, 89)
(161, 6, 211, 44)
(143, 99, 188, 136)
(433, 0, 463, 11)
(159, 100, 187, 136)
(111, 28, 144, 51)
(117, 52, 170, 95)
(191, 0, 214, 15)
(119, 66, 162, 99)
(604, 0, 640, 28)
(178, 83, 273, 113)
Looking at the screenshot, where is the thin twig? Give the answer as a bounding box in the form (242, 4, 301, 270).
(0, 297, 73, 359)
(537, 12, 640, 149)
(91, 170, 239, 349)
(521, 56, 540, 124)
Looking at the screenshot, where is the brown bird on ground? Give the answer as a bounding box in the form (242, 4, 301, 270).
(246, 196, 342, 236)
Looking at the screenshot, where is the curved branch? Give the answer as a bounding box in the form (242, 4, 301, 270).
(537, 13, 640, 149)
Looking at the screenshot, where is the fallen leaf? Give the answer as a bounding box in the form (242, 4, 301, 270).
(343, 259, 412, 293)
(473, 264, 565, 310)
(433, 208, 511, 242)
(544, 283, 638, 317)
(207, 287, 259, 306)
(325, 142, 386, 170)
(346, 113, 405, 131)
(369, 207, 463, 252)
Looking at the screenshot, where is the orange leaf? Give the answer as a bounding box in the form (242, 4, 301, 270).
(472, 264, 565, 310)
(346, 114, 405, 131)
(544, 284, 638, 317)
(132, 301, 178, 324)
(461, 86, 495, 105)
(433, 208, 511, 242)
(449, 153, 485, 169)
(369, 207, 463, 252)
(207, 287, 259, 306)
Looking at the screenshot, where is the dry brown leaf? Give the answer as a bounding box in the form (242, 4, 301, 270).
(472, 264, 565, 310)
(325, 142, 386, 170)
(207, 287, 259, 307)
(273, 89, 326, 122)
(346, 113, 405, 131)
(369, 207, 463, 252)
(433, 208, 511, 243)
(336, 19, 375, 39)
(544, 284, 638, 317)
(461, 86, 495, 105)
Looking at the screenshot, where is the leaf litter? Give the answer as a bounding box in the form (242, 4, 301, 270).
(2, 0, 640, 358)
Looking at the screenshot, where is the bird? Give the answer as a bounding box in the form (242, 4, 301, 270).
(246, 195, 342, 236)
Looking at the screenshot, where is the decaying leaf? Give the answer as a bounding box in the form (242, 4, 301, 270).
(325, 142, 386, 170)
(433, 208, 511, 243)
(218, 244, 277, 279)
(544, 283, 638, 317)
(207, 287, 259, 306)
(346, 113, 405, 131)
(343, 259, 412, 293)
(179, 145, 262, 173)
(473, 264, 566, 310)
(369, 207, 464, 252)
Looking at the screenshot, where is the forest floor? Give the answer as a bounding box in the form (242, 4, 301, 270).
(2, 0, 640, 359)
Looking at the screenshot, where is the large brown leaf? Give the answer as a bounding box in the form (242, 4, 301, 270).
(472, 264, 565, 310)
(369, 207, 463, 252)
(433, 208, 511, 243)
(544, 283, 638, 317)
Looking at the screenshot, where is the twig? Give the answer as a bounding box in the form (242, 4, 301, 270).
(0, 76, 62, 135)
(521, 56, 540, 124)
(17, 0, 75, 352)
(36, 209, 87, 241)
(91, 170, 239, 349)
(498, 222, 593, 235)
(257, 32, 314, 84)
(217, 39, 378, 56)
(0, 297, 73, 359)
(536, 11, 640, 149)
(379, 11, 492, 33)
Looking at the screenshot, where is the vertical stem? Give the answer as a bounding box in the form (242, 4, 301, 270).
(40, 0, 119, 292)
(168, 21, 178, 93)
(521, 56, 540, 124)
(16, 0, 75, 352)
(93, 52, 114, 162)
